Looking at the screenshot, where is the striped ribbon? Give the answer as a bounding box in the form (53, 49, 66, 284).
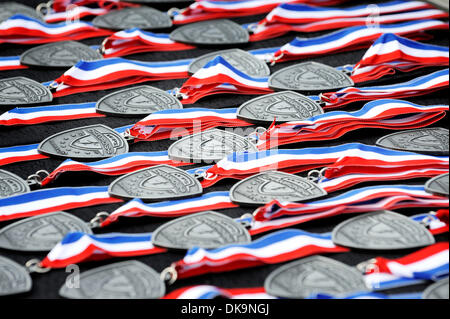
(164, 286, 275, 299)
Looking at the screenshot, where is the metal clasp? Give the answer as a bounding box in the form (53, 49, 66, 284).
(193, 168, 216, 181)
(121, 129, 135, 142)
(356, 258, 378, 273)
(167, 7, 182, 18)
(36, 0, 54, 16)
(307, 167, 328, 183)
(170, 87, 188, 101)
(160, 264, 178, 285)
(269, 53, 284, 66)
(98, 37, 108, 55)
(419, 211, 437, 228)
(26, 170, 50, 187)
(88, 212, 110, 229)
(25, 259, 51, 274)
(238, 213, 255, 229)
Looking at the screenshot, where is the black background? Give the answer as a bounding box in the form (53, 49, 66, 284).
(0, 0, 448, 301)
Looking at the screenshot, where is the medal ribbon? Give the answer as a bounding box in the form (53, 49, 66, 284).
(363, 242, 449, 290)
(0, 14, 112, 45)
(164, 286, 275, 299)
(256, 99, 449, 149)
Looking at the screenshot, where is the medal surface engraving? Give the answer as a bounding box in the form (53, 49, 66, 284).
(38, 124, 129, 160)
(376, 128, 449, 155)
(332, 210, 435, 250)
(422, 278, 449, 299)
(0, 169, 30, 198)
(425, 173, 449, 197)
(237, 91, 323, 124)
(59, 260, 165, 299)
(0, 256, 32, 297)
(264, 256, 368, 298)
(152, 211, 251, 250)
(92, 7, 172, 30)
(168, 129, 258, 163)
(188, 49, 270, 77)
(169, 19, 249, 46)
(108, 164, 203, 201)
(20, 41, 103, 68)
(0, 212, 92, 251)
(96, 85, 183, 116)
(0, 77, 53, 105)
(0, 2, 43, 23)
(230, 171, 327, 206)
(268, 61, 354, 93)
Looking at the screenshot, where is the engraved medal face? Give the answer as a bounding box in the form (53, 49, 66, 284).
(332, 210, 435, 250)
(0, 256, 32, 297)
(96, 85, 183, 116)
(0, 77, 53, 105)
(169, 19, 249, 46)
(168, 129, 258, 163)
(0, 2, 43, 23)
(264, 256, 368, 299)
(425, 173, 449, 197)
(108, 164, 203, 201)
(20, 41, 103, 68)
(38, 124, 129, 160)
(59, 260, 165, 299)
(188, 49, 270, 77)
(0, 212, 92, 251)
(230, 171, 327, 206)
(0, 169, 30, 198)
(152, 211, 251, 250)
(422, 278, 449, 299)
(237, 91, 323, 124)
(376, 128, 449, 155)
(92, 7, 172, 30)
(268, 61, 354, 93)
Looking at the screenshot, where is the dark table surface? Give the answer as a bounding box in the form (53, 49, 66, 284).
(0, 0, 448, 299)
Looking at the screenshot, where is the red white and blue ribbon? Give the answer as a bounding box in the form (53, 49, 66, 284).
(363, 243, 449, 290)
(411, 210, 449, 235)
(256, 99, 449, 149)
(164, 286, 276, 299)
(0, 186, 121, 222)
(320, 68, 449, 108)
(350, 33, 449, 83)
(0, 14, 112, 45)
(272, 20, 449, 63)
(0, 56, 28, 71)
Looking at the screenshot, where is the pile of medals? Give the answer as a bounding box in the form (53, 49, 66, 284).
(0, 0, 449, 299)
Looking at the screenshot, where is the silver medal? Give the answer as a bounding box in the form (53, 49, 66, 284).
(230, 171, 327, 206)
(0, 256, 32, 297)
(188, 49, 270, 77)
(59, 260, 165, 299)
(0, 2, 43, 23)
(237, 91, 323, 124)
(268, 61, 354, 93)
(168, 129, 258, 164)
(0, 169, 30, 198)
(92, 7, 172, 30)
(20, 41, 103, 68)
(37, 124, 129, 160)
(0, 77, 53, 105)
(0, 211, 92, 251)
(425, 173, 449, 197)
(264, 256, 369, 299)
(95, 85, 183, 116)
(332, 210, 435, 250)
(152, 211, 251, 250)
(376, 128, 449, 155)
(169, 19, 249, 46)
(422, 277, 449, 299)
(108, 164, 203, 201)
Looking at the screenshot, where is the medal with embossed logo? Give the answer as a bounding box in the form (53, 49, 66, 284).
(20, 41, 103, 68)
(93, 7, 172, 30)
(0, 211, 92, 251)
(0, 256, 32, 297)
(152, 211, 251, 250)
(268, 61, 354, 93)
(376, 128, 449, 155)
(0, 169, 30, 198)
(264, 256, 368, 299)
(168, 129, 258, 163)
(236, 91, 324, 124)
(38, 124, 129, 161)
(422, 278, 449, 299)
(332, 210, 435, 250)
(108, 164, 202, 201)
(0, 77, 52, 105)
(425, 173, 449, 197)
(0, 2, 42, 23)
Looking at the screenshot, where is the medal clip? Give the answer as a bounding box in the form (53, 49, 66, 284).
(98, 38, 108, 56)
(340, 64, 354, 76)
(307, 167, 328, 183)
(88, 212, 110, 229)
(238, 213, 255, 229)
(25, 259, 51, 274)
(170, 87, 188, 101)
(356, 258, 378, 273)
(246, 22, 261, 35)
(36, 0, 53, 16)
(192, 168, 216, 181)
(26, 170, 49, 187)
(269, 53, 284, 66)
(121, 129, 136, 142)
(419, 211, 437, 228)
(167, 7, 182, 19)
(160, 264, 178, 285)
